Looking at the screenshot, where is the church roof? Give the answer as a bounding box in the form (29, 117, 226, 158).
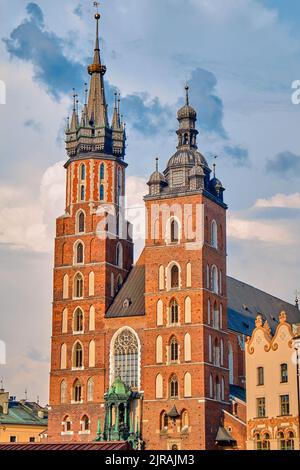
(106, 265, 300, 335)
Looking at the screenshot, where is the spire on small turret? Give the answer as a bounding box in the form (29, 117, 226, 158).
(112, 91, 119, 128)
(70, 89, 79, 131)
(86, 9, 108, 127)
(185, 83, 189, 106)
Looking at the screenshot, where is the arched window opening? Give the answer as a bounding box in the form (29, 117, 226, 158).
(208, 299, 211, 324)
(73, 379, 82, 403)
(211, 266, 219, 294)
(116, 243, 123, 268)
(63, 274, 69, 299)
(74, 273, 83, 299)
(156, 374, 163, 399)
(100, 163, 105, 180)
(209, 335, 212, 363)
(112, 329, 139, 388)
(213, 303, 219, 329)
(60, 380, 67, 404)
(60, 344, 67, 370)
(81, 415, 89, 432)
(80, 164, 86, 181)
(170, 219, 179, 243)
(80, 185, 85, 202)
(89, 340, 95, 368)
(211, 220, 218, 248)
(170, 299, 179, 325)
(181, 410, 189, 431)
(278, 430, 295, 450)
(206, 265, 210, 289)
(78, 211, 85, 233)
(170, 375, 179, 399)
(160, 411, 168, 431)
(74, 308, 83, 333)
(184, 297, 191, 324)
(110, 273, 115, 298)
(159, 265, 164, 290)
(171, 265, 179, 289)
(184, 333, 191, 362)
(261, 433, 271, 450)
(75, 242, 84, 264)
(157, 300, 163, 326)
(63, 416, 71, 433)
(73, 342, 83, 368)
(116, 274, 123, 293)
(62, 308, 68, 333)
(170, 337, 178, 362)
(156, 336, 163, 364)
(209, 374, 213, 398)
(183, 133, 189, 145)
(100, 184, 104, 201)
(87, 378, 94, 402)
(184, 372, 192, 397)
(214, 338, 220, 367)
(221, 377, 225, 401)
(228, 342, 234, 385)
(215, 376, 221, 401)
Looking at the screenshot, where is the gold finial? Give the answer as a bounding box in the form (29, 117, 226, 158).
(94, 1, 100, 19)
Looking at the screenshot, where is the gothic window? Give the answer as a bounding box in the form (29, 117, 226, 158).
(181, 410, 189, 431)
(116, 274, 123, 292)
(221, 377, 225, 401)
(213, 339, 220, 366)
(78, 211, 85, 233)
(89, 340, 95, 368)
(159, 265, 164, 290)
(170, 299, 179, 325)
(73, 379, 82, 402)
(156, 300, 163, 326)
(215, 376, 221, 401)
(80, 164, 86, 181)
(184, 297, 191, 323)
(100, 184, 104, 201)
(116, 243, 123, 268)
(213, 303, 219, 329)
(261, 433, 270, 450)
(87, 378, 94, 402)
(89, 306, 95, 331)
(110, 272, 114, 297)
(206, 265, 210, 289)
(170, 336, 178, 362)
(75, 242, 84, 264)
(100, 163, 105, 180)
(89, 272, 95, 296)
(169, 375, 179, 399)
(184, 333, 191, 362)
(280, 363, 288, 383)
(228, 342, 234, 384)
(170, 219, 179, 243)
(60, 380, 67, 404)
(62, 308, 68, 333)
(160, 410, 168, 431)
(219, 303, 223, 329)
(184, 372, 192, 397)
(211, 266, 219, 294)
(211, 220, 218, 248)
(80, 185, 85, 202)
(186, 262, 192, 287)
(171, 265, 179, 288)
(207, 299, 211, 324)
(156, 374, 163, 399)
(112, 329, 139, 388)
(63, 274, 69, 299)
(73, 342, 83, 368)
(81, 415, 89, 432)
(220, 339, 224, 366)
(74, 273, 84, 298)
(73, 308, 83, 333)
(60, 344, 67, 369)
(209, 335, 212, 362)
(63, 416, 71, 432)
(209, 374, 213, 398)
(254, 433, 262, 450)
(156, 336, 163, 364)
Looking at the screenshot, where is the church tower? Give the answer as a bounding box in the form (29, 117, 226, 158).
(48, 12, 133, 441)
(142, 86, 229, 450)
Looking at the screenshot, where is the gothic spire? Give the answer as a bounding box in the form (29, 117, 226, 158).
(70, 89, 79, 131)
(112, 91, 119, 129)
(86, 12, 108, 128)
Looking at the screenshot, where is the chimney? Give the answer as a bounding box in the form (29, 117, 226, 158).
(2, 402, 8, 415)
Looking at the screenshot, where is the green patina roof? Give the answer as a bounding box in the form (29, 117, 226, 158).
(0, 401, 48, 426)
(106, 376, 131, 400)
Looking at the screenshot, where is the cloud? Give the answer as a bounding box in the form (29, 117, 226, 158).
(254, 192, 300, 209)
(27, 347, 49, 363)
(223, 145, 249, 166)
(3, 3, 85, 99)
(266, 151, 300, 178)
(23, 118, 42, 132)
(187, 68, 227, 138)
(73, 4, 83, 19)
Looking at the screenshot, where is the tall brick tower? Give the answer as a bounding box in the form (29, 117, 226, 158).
(48, 13, 133, 441)
(142, 86, 229, 450)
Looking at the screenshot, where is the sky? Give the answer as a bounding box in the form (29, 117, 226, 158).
(0, 0, 300, 405)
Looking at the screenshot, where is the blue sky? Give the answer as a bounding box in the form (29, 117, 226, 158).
(0, 0, 300, 404)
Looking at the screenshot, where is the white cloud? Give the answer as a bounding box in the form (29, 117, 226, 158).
(254, 192, 300, 209)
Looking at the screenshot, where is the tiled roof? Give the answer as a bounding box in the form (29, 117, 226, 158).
(106, 264, 145, 318)
(227, 276, 300, 335)
(0, 401, 48, 426)
(105, 265, 300, 335)
(215, 426, 236, 445)
(0, 442, 130, 451)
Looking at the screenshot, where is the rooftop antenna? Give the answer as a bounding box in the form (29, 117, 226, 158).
(295, 289, 299, 310)
(93, 1, 100, 15)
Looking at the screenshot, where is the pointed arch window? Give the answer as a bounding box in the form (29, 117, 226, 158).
(78, 211, 85, 233)
(116, 243, 123, 268)
(75, 242, 84, 264)
(100, 163, 105, 180)
(170, 219, 179, 243)
(60, 380, 67, 404)
(170, 375, 179, 399)
(63, 416, 71, 432)
(87, 378, 94, 402)
(81, 415, 89, 432)
(170, 299, 179, 325)
(100, 184, 104, 201)
(112, 329, 139, 388)
(80, 185, 85, 202)
(170, 336, 179, 362)
(215, 376, 221, 401)
(73, 379, 82, 403)
(171, 265, 179, 289)
(181, 410, 189, 431)
(73, 308, 83, 333)
(73, 342, 83, 368)
(80, 164, 86, 181)
(211, 220, 218, 248)
(74, 273, 84, 299)
(116, 274, 123, 293)
(211, 266, 219, 294)
(160, 410, 168, 431)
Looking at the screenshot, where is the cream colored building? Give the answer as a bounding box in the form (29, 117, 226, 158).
(246, 312, 300, 450)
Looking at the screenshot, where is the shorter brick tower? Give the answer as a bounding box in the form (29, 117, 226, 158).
(48, 13, 133, 441)
(142, 86, 229, 450)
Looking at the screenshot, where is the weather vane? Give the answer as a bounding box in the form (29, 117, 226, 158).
(93, 1, 100, 14)
(213, 155, 218, 178)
